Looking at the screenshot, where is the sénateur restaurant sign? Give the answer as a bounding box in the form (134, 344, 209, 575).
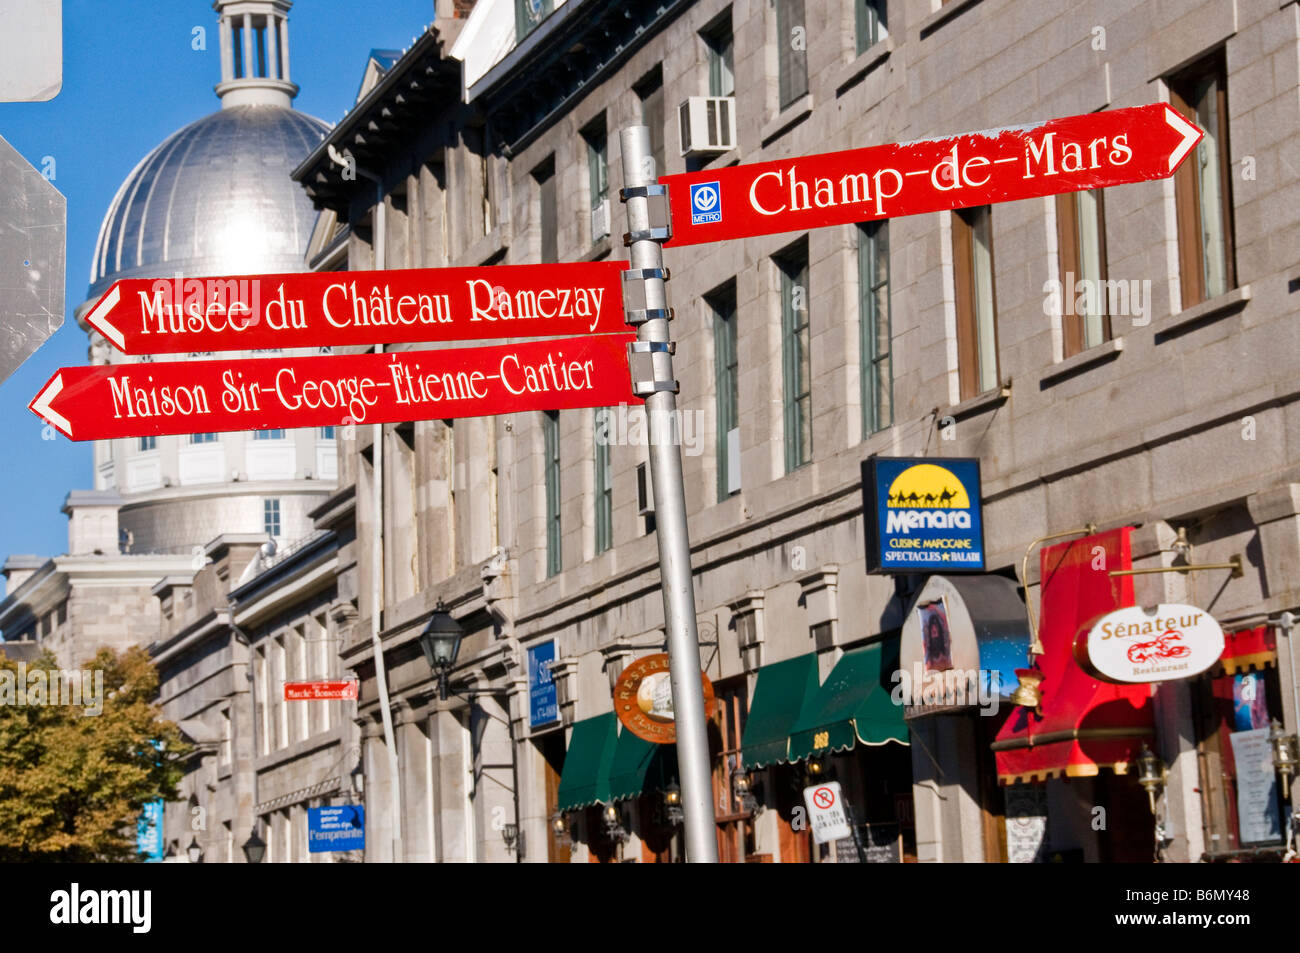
(82, 261, 629, 355)
(30, 334, 637, 440)
(1077, 604, 1225, 684)
(660, 103, 1202, 247)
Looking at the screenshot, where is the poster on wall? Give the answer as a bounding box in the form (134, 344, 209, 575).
(1228, 727, 1283, 845)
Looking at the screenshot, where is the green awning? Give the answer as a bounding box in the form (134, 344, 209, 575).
(556, 713, 619, 812)
(740, 652, 820, 769)
(607, 729, 677, 802)
(787, 638, 908, 762)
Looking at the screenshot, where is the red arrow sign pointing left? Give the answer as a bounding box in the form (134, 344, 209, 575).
(660, 103, 1202, 247)
(29, 334, 638, 441)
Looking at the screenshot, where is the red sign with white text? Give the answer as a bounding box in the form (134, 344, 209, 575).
(29, 334, 638, 440)
(660, 104, 1202, 247)
(285, 681, 359, 701)
(82, 261, 629, 355)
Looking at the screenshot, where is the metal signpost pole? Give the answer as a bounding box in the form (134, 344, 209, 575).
(619, 125, 718, 863)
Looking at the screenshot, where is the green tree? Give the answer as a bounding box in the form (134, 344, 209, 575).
(0, 646, 191, 862)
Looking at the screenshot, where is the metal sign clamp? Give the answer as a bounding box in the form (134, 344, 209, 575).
(627, 339, 679, 395)
(621, 267, 673, 326)
(620, 184, 672, 245)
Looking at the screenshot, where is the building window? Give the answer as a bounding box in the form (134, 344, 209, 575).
(708, 281, 740, 500)
(1169, 50, 1235, 308)
(703, 14, 735, 97)
(635, 67, 666, 179)
(855, 0, 887, 54)
(952, 206, 999, 401)
(138, 436, 156, 452)
(543, 411, 561, 577)
(777, 242, 812, 472)
(776, 0, 809, 110)
(255, 429, 286, 440)
(319, 426, 335, 440)
(594, 409, 613, 555)
(534, 158, 558, 264)
(264, 498, 281, 537)
(515, 0, 553, 42)
(1056, 189, 1111, 356)
(859, 221, 892, 436)
(189, 432, 218, 444)
(585, 122, 608, 210)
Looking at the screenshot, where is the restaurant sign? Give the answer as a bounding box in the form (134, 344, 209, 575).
(612, 652, 716, 745)
(1077, 604, 1224, 683)
(863, 457, 985, 573)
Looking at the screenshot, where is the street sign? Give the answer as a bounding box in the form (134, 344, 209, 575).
(660, 103, 1202, 247)
(0, 133, 65, 384)
(0, 0, 62, 102)
(284, 680, 359, 701)
(863, 457, 985, 573)
(802, 781, 852, 845)
(527, 641, 558, 730)
(307, 805, 365, 853)
(29, 333, 638, 440)
(82, 260, 629, 355)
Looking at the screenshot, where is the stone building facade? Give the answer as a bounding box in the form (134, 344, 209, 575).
(284, 0, 1300, 863)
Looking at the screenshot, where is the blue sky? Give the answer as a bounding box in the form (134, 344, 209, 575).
(0, 0, 438, 563)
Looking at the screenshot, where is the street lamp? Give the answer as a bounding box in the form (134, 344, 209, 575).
(662, 782, 684, 826)
(1137, 743, 1167, 815)
(241, 828, 266, 865)
(417, 600, 464, 701)
(1269, 719, 1299, 800)
(186, 836, 203, 864)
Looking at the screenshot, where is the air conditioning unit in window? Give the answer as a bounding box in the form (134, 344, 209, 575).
(636, 461, 654, 516)
(678, 96, 737, 157)
(591, 199, 611, 241)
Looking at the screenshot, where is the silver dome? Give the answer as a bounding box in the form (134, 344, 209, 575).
(88, 105, 329, 298)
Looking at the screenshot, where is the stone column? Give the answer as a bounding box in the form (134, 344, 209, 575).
(278, 15, 290, 84)
(241, 13, 253, 79)
(267, 15, 280, 81)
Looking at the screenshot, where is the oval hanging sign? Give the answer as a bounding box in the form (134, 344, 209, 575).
(612, 653, 716, 744)
(1076, 604, 1224, 683)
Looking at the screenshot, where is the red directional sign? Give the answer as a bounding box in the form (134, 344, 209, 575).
(29, 334, 638, 441)
(660, 103, 1202, 247)
(82, 260, 629, 355)
(285, 681, 359, 701)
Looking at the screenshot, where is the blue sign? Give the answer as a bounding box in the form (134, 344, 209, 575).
(137, 799, 163, 862)
(863, 457, 985, 573)
(690, 181, 721, 225)
(527, 640, 559, 729)
(308, 805, 365, 853)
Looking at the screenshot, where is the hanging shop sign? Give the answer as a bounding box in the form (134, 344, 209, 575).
(802, 781, 852, 844)
(612, 652, 716, 745)
(862, 457, 985, 574)
(898, 574, 1030, 717)
(307, 805, 365, 853)
(284, 680, 358, 701)
(527, 640, 559, 730)
(1077, 604, 1225, 683)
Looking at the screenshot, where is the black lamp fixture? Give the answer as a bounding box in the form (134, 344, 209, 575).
(733, 770, 760, 814)
(418, 599, 465, 701)
(186, 836, 203, 864)
(1269, 719, 1299, 800)
(241, 828, 266, 865)
(1137, 743, 1167, 815)
(662, 782, 684, 826)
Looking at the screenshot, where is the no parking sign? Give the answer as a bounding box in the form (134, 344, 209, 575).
(802, 781, 852, 845)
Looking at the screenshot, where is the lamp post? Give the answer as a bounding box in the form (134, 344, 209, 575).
(186, 836, 203, 864)
(1269, 719, 1299, 800)
(241, 828, 266, 864)
(417, 600, 464, 701)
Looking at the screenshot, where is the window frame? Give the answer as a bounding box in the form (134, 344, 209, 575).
(776, 0, 809, 110)
(855, 0, 888, 55)
(543, 411, 562, 577)
(952, 205, 1000, 402)
(594, 408, 613, 555)
(709, 282, 740, 501)
(703, 13, 736, 98)
(858, 220, 892, 437)
(777, 243, 812, 472)
(1056, 188, 1111, 358)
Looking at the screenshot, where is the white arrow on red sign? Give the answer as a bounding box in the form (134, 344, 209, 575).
(660, 103, 1203, 247)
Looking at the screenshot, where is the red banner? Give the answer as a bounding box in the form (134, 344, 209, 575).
(285, 681, 359, 701)
(30, 334, 639, 441)
(661, 103, 1202, 247)
(82, 261, 629, 355)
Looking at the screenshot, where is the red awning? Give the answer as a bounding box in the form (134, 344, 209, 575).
(1217, 624, 1277, 675)
(993, 527, 1155, 784)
